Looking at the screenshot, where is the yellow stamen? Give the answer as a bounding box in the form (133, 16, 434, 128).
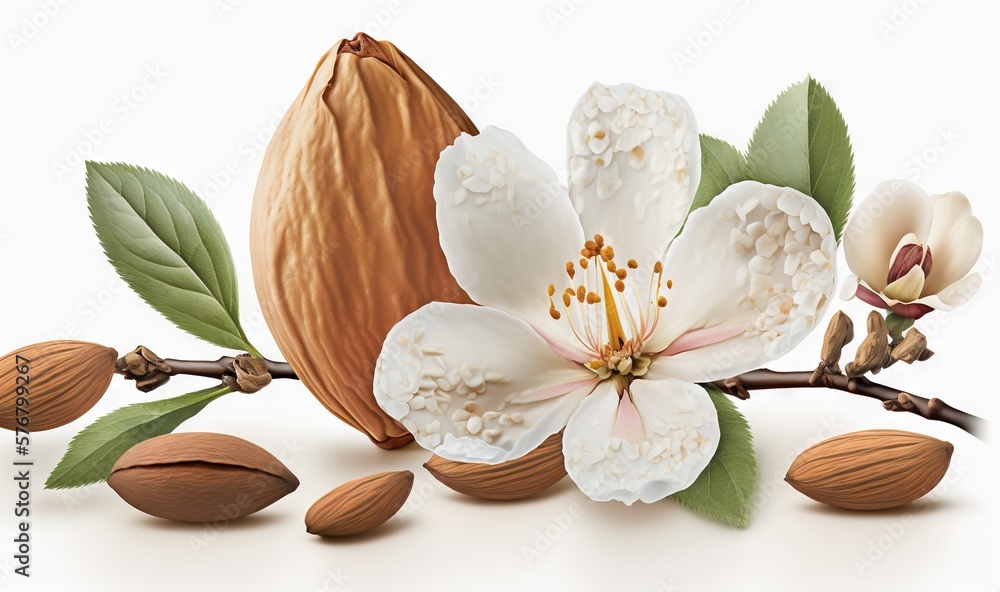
(576, 285, 586, 303)
(657, 296, 668, 308)
(566, 262, 575, 279)
(607, 260, 617, 273)
(627, 259, 638, 269)
(580, 258, 589, 269)
(600, 268, 627, 348)
(547, 284, 556, 297)
(586, 291, 601, 304)
(615, 268, 627, 280)
(666, 279, 673, 289)
(615, 279, 626, 292)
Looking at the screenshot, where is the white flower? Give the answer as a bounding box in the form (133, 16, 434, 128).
(373, 83, 838, 505)
(842, 180, 983, 319)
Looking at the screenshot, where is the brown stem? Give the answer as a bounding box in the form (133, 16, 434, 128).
(117, 347, 988, 439)
(163, 357, 297, 381)
(713, 369, 986, 439)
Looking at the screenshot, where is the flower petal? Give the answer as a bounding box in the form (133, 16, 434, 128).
(883, 265, 926, 302)
(563, 379, 719, 505)
(566, 83, 700, 265)
(434, 126, 592, 361)
(915, 272, 982, 311)
(374, 303, 596, 464)
(923, 191, 983, 295)
(843, 180, 933, 292)
(646, 181, 837, 382)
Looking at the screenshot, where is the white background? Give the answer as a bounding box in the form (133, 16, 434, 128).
(2, 0, 999, 590)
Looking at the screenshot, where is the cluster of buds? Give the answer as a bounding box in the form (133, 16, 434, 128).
(812, 310, 934, 381)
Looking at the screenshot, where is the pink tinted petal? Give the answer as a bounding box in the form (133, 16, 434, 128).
(657, 322, 745, 357)
(611, 392, 644, 443)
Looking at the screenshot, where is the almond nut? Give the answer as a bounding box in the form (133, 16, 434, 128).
(1, 341, 117, 431)
(305, 470, 413, 536)
(424, 431, 566, 501)
(785, 429, 953, 510)
(250, 33, 477, 450)
(108, 432, 299, 522)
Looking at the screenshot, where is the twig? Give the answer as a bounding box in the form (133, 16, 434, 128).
(713, 369, 986, 439)
(116, 345, 987, 439)
(162, 357, 297, 381)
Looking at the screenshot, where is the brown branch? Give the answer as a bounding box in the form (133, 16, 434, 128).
(163, 357, 297, 381)
(713, 369, 986, 439)
(115, 346, 988, 439)
(115, 345, 296, 393)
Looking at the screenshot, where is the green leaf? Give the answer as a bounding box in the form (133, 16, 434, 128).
(86, 162, 258, 353)
(689, 134, 748, 214)
(744, 76, 855, 241)
(44, 385, 230, 489)
(671, 384, 757, 528)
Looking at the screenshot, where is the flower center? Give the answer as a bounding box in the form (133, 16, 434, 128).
(887, 242, 933, 284)
(547, 233, 669, 381)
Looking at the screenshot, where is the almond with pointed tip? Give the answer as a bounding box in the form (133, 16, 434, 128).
(250, 33, 477, 450)
(785, 429, 953, 510)
(1, 341, 117, 431)
(108, 432, 299, 522)
(424, 431, 566, 501)
(305, 471, 414, 536)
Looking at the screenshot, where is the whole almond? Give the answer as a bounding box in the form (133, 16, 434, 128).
(108, 432, 299, 522)
(424, 431, 566, 501)
(785, 429, 953, 510)
(250, 33, 477, 450)
(305, 471, 413, 536)
(1, 341, 117, 431)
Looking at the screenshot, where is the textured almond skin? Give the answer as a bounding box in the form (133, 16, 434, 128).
(306, 470, 413, 536)
(785, 429, 953, 510)
(424, 431, 566, 501)
(108, 432, 299, 522)
(250, 34, 477, 450)
(1, 341, 117, 431)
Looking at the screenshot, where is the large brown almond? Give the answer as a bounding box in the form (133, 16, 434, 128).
(250, 33, 477, 450)
(305, 470, 413, 536)
(108, 432, 299, 522)
(424, 431, 566, 501)
(785, 429, 953, 511)
(1, 341, 117, 431)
